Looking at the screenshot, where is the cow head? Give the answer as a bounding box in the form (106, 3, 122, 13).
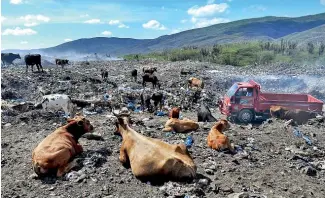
(113, 108, 131, 135)
(169, 107, 181, 119)
(16, 54, 21, 59)
(214, 119, 230, 132)
(67, 113, 94, 134)
(270, 106, 286, 119)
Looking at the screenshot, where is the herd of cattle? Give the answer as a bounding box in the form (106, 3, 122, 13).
(26, 63, 324, 184)
(1, 52, 69, 72)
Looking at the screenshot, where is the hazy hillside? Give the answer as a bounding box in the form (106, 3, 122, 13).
(279, 25, 325, 45)
(3, 12, 325, 57)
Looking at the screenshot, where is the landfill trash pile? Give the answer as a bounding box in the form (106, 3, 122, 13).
(1, 60, 325, 198)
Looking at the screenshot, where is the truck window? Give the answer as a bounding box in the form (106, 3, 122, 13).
(236, 88, 247, 97)
(226, 84, 238, 97)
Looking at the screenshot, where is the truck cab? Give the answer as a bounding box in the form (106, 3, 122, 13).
(218, 80, 259, 123)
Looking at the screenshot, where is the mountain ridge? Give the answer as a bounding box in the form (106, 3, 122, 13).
(2, 12, 325, 57)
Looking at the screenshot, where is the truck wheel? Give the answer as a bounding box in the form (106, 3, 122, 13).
(238, 109, 254, 123)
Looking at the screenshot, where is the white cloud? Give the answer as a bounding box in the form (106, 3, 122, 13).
(192, 17, 230, 28)
(64, 38, 72, 42)
(20, 14, 50, 22)
(142, 20, 167, 30)
(2, 27, 37, 36)
(20, 41, 28, 44)
(84, 19, 101, 24)
(118, 24, 129, 28)
(109, 20, 120, 25)
(19, 14, 50, 27)
(10, 0, 23, 4)
(187, 3, 229, 17)
(101, 31, 112, 36)
(80, 14, 89, 18)
(248, 5, 267, 11)
(24, 22, 39, 27)
(108, 20, 129, 28)
(180, 19, 187, 23)
(321, 0, 325, 5)
(1, 16, 6, 22)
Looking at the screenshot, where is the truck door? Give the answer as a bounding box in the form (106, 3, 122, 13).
(234, 88, 254, 108)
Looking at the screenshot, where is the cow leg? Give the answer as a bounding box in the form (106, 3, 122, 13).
(57, 158, 79, 177)
(26, 65, 28, 73)
(119, 141, 130, 168)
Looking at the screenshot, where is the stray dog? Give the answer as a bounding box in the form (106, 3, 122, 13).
(207, 119, 234, 152)
(197, 103, 217, 122)
(32, 114, 94, 177)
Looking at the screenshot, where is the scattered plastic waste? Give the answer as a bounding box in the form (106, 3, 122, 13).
(185, 136, 194, 148)
(156, 111, 166, 116)
(235, 145, 244, 153)
(103, 93, 110, 101)
(302, 135, 312, 146)
(127, 102, 135, 111)
(293, 127, 312, 145)
(83, 109, 97, 115)
(11, 98, 25, 103)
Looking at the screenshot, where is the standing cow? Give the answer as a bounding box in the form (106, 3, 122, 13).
(55, 59, 69, 68)
(1, 53, 21, 66)
(25, 54, 44, 73)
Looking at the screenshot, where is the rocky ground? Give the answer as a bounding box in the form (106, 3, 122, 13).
(1, 60, 325, 198)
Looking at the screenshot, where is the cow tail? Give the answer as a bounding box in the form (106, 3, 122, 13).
(201, 81, 205, 89)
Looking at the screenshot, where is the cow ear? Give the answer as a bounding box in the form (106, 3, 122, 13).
(67, 118, 73, 123)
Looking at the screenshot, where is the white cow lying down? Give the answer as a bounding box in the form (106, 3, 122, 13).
(35, 94, 75, 116)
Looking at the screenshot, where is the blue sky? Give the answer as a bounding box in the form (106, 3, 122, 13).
(1, 0, 325, 50)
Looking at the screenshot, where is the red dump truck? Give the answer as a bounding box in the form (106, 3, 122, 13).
(218, 80, 324, 123)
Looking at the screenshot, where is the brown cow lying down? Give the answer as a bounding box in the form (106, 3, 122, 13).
(169, 107, 180, 119)
(188, 77, 204, 90)
(207, 119, 234, 152)
(270, 105, 318, 125)
(32, 114, 94, 177)
(163, 117, 199, 133)
(113, 110, 196, 183)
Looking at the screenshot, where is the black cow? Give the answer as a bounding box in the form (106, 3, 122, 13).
(197, 103, 217, 122)
(55, 59, 69, 68)
(142, 73, 160, 89)
(141, 89, 164, 113)
(1, 53, 21, 66)
(101, 69, 108, 80)
(25, 54, 43, 73)
(131, 69, 137, 82)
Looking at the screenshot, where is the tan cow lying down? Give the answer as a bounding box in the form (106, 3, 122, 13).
(207, 119, 234, 152)
(188, 77, 204, 90)
(32, 114, 94, 177)
(163, 117, 199, 133)
(270, 105, 318, 125)
(113, 110, 196, 183)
